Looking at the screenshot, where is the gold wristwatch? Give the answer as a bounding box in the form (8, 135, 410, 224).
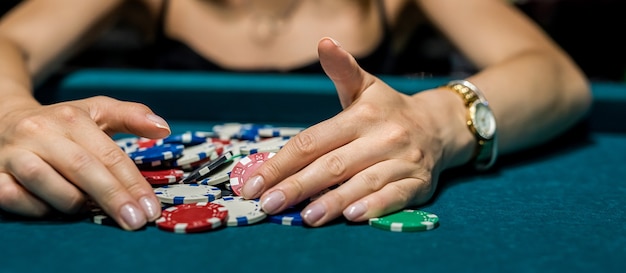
(445, 80, 498, 170)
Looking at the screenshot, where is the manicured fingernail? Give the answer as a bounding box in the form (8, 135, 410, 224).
(260, 190, 285, 214)
(343, 202, 367, 221)
(139, 196, 161, 221)
(242, 175, 264, 199)
(327, 37, 341, 47)
(119, 203, 146, 230)
(146, 114, 170, 132)
(303, 203, 326, 224)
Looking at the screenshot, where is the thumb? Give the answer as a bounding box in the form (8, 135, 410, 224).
(82, 96, 171, 139)
(318, 37, 375, 109)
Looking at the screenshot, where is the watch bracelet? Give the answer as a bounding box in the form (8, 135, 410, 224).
(442, 80, 498, 170)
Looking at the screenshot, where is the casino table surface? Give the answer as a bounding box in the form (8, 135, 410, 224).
(2, 69, 625, 273)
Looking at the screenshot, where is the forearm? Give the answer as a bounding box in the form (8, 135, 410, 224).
(467, 47, 591, 155)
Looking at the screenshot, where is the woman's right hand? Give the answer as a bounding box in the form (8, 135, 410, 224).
(0, 96, 171, 230)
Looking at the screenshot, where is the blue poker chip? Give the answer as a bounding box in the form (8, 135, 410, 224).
(161, 132, 208, 146)
(268, 206, 305, 226)
(234, 124, 274, 141)
(128, 144, 185, 164)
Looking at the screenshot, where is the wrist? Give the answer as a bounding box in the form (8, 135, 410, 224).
(0, 81, 40, 117)
(413, 89, 477, 170)
(442, 80, 498, 171)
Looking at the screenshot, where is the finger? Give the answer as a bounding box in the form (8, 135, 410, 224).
(300, 159, 423, 226)
(7, 150, 87, 214)
(0, 172, 50, 217)
(343, 177, 435, 223)
(240, 114, 357, 199)
(69, 119, 162, 222)
(318, 37, 375, 108)
(35, 136, 149, 230)
(257, 134, 395, 215)
(80, 96, 171, 139)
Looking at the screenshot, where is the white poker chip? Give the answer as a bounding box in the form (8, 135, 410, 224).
(212, 196, 266, 226)
(172, 142, 217, 166)
(239, 137, 290, 155)
(154, 184, 222, 205)
(257, 127, 303, 137)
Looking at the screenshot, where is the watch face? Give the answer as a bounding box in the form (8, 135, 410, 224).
(471, 102, 496, 139)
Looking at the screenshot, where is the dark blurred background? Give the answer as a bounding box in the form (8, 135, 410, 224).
(1, 0, 625, 82)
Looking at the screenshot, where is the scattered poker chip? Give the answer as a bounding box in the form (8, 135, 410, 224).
(257, 127, 304, 137)
(197, 156, 242, 186)
(235, 124, 274, 141)
(212, 196, 266, 226)
(89, 207, 118, 227)
(176, 151, 218, 171)
(221, 142, 250, 157)
(162, 131, 208, 146)
(154, 184, 222, 205)
(213, 123, 244, 140)
(229, 152, 275, 196)
(171, 142, 217, 167)
(268, 206, 304, 226)
(181, 151, 234, 183)
(368, 209, 439, 232)
(156, 202, 228, 233)
(128, 144, 185, 164)
(240, 137, 290, 155)
(137, 138, 159, 149)
(141, 169, 185, 185)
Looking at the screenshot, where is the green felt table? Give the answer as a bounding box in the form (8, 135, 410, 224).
(1, 69, 625, 273)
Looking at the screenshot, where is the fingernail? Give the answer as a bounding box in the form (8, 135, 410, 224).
(146, 114, 170, 132)
(139, 196, 161, 221)
(303, 203, 326, 225)
(327, 37, 342, 47)
(119, 203, 146, 230)
(242, 175, 264, 199)
(343, 202, 367, 221)
(260, 190, 285, 214)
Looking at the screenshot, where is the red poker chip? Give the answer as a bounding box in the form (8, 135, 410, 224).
(137, 138, 160, 149)
(155, 202, 228, 233)
(141, 169, 184, 185)
(229, 152, 275, 196)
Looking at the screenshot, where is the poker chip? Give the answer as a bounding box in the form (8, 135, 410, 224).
(197, 156, 242, 186)
(176, 151, 218, 171)
(162, 131, 208, 146)
(257, 127, 303, 137)
(229, 152, 275, 196)
(181, 151, 234, 183)
(171, 142, 217, 167)
(268, 206, 304, 226)
(213, 123, 244, 140)
(212, 196, 266, 226)
(141, 169, 185, 185)
(154, 184, 222, 205)
(156, 202, 228, 233)
(137, 138, 159, 149)
(89, 207, 118, 227)
(129, 144, 185, 164)
(240, 137, 290, 155)
(368, 209, 439, 232)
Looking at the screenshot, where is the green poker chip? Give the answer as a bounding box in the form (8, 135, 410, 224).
(368, 209, 439, 232)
